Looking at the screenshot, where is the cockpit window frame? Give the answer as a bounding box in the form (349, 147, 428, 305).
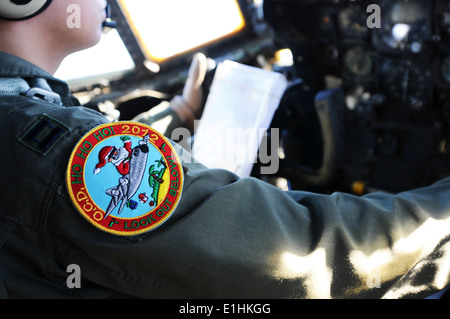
(109, 0, 254, 76)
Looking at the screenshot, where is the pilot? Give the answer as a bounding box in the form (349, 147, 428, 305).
(0, 0, 450, 299)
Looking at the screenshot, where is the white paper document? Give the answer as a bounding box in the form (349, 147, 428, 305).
(192, 60, 288, 177)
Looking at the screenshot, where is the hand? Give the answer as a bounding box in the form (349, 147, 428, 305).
(182, 52, 208, 116)
(170, 52, 208, 130)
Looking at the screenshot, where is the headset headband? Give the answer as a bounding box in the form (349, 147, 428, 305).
(0, 0, 53, 21)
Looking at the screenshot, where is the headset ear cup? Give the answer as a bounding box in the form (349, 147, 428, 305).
(0, 0, 52, 20)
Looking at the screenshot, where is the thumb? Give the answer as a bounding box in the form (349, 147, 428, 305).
(182, 52, 208, 112)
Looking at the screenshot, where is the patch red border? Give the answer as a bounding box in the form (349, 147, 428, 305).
(66, 121, 183, 236)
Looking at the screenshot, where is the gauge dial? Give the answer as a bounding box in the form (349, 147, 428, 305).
(381, 59, 431, 108)
(343, 47, 373, 77)
(338, 6, 368, 38)
(377, 0, 429, 51)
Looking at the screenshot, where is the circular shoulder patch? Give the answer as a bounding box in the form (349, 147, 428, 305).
(66, 121, 183, 236)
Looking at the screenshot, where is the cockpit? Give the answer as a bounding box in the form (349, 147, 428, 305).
(56, 0, 450, 196)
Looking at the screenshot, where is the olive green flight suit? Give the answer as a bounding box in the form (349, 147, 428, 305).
(1, 51, 450, 299)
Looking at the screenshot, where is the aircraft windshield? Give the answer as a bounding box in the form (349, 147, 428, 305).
(117, 0, 246, 62)
(55, 29, 135, 85)
(55, 1, 246, 84)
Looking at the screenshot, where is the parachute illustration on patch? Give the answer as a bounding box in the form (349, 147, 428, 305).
(66, 122, 183, 236)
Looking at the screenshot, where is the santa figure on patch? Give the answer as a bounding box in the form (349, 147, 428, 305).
(93, 136, 132, 176)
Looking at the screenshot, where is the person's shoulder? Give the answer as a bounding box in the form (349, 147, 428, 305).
(1, 94, 108, 128)
(29, 100, 110, 133)
(2, 98, 109, 158)
(55, 105, 110, 130)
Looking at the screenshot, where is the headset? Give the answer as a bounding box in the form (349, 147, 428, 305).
(0, 0, 117, 31)
(0, 0, 52, 20)
(0, 0, 117, 33)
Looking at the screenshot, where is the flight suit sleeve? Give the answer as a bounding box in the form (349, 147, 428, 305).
(49, 134, 450, 298)
(132, 101, 185, 139)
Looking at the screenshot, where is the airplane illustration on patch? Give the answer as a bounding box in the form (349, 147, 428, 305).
(91, 133, 167, 219)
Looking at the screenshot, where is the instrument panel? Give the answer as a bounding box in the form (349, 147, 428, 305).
(263, 0, 450, 193)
